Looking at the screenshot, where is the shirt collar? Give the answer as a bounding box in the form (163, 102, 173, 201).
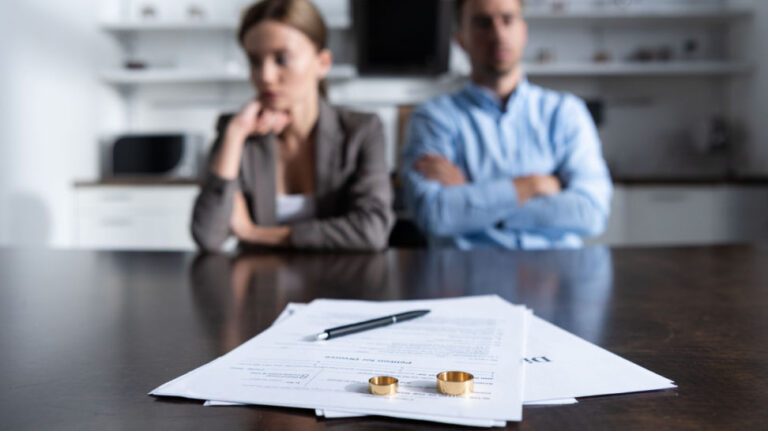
(462, 76, 529, 114)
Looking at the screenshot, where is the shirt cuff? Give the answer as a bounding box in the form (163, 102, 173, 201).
(482, 177, 518, 229)
(480, 177, 518, 209)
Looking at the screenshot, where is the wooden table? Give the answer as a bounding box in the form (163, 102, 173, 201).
(1, 246, 767, 429)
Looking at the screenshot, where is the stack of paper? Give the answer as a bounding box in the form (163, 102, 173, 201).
(151, 295, 675, 427)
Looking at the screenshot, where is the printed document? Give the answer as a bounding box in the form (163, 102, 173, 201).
(152, 296, 529, 425)
(267, 301, 674, 402)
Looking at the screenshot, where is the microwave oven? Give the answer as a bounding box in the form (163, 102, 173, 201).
(100, 133, 205, 179)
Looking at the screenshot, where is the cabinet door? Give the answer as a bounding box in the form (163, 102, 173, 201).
(624, 186, 730, 246)
(76, 214, 195, 250)
(725, 186, 768, 243)
(75, 186, 199, 250)
(76, 186, 198, 213)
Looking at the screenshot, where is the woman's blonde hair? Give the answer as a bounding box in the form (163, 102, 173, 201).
(238, 0, 329, 96)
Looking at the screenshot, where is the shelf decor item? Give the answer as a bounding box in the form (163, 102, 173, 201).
(593, 50, 612, 63)
(683, 38, 700, 60)
(535, 48, 555, 64)
(187, 4, 206, 21)
(140, 4, 157, 20)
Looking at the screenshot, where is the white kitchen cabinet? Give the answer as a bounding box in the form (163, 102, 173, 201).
(592, 184, 768, 247)
(75, 184, 199, 250)
(74, 183, 768, 250)
(624, 185, 731, 246)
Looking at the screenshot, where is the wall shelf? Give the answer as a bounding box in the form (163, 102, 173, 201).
(99, 7, 750, 34)
(101, 21, 237, 32)
(523, 6, 752, 22)
(100, 17, 350, 33)
(99, 61, 749, 87)
(100, 64, 358, 85)
(524, 61, 752, 77)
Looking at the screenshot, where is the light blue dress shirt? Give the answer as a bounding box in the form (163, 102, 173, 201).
(401, 78, 612, 249)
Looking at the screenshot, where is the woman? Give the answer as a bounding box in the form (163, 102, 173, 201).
(192, 0, 394, 251)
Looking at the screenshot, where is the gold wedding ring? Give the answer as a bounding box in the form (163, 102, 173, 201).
(436, 371, 474, 396)
(369, 376, 398, 396)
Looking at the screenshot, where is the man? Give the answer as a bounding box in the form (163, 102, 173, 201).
(401, 0, 612, 249)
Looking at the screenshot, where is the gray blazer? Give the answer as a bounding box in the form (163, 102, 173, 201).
(191, 99, 394, 252)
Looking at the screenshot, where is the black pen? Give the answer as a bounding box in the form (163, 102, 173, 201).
(315, 309, 430, 340)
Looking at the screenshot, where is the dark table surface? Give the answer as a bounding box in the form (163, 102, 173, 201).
(1, 246, 767, 430)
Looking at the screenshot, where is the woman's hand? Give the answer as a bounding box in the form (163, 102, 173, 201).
(212, 101, 291, 179)
(230, 192, 292, 247)
(226, 100, 291, 142)
(230, 192, 256, 241)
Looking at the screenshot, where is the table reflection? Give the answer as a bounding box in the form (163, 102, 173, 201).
(188, 252, 393, 354)
(399, 247, 614, 344)
(188, 247, 612, 352)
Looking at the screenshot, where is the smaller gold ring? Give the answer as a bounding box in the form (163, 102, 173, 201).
(436, 371, 474, 396)
(369, 376, 398, 396)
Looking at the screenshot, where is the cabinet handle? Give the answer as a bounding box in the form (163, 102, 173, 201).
(101, 218, 133, 227)
(101, 194, 133, 203)
(650, 193, 686, 203)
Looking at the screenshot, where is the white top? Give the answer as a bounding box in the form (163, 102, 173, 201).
(276, 194, 316, 224)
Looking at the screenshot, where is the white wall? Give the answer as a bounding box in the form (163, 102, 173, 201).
(1, 0, 765, 248)
(0, 0, 11, 246)
(0, 0, 121, 247)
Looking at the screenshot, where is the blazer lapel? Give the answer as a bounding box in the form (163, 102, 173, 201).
(249, 99, 340, 225)
(314, 99, 343, 199)
(249, 134, 277, 226)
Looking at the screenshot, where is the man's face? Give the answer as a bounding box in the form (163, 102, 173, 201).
(456, 0, 527, 78)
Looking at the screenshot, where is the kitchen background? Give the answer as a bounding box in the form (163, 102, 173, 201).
(0, 0, 766, 250)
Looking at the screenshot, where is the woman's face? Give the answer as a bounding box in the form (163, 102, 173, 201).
(242, 20, 331, 111)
